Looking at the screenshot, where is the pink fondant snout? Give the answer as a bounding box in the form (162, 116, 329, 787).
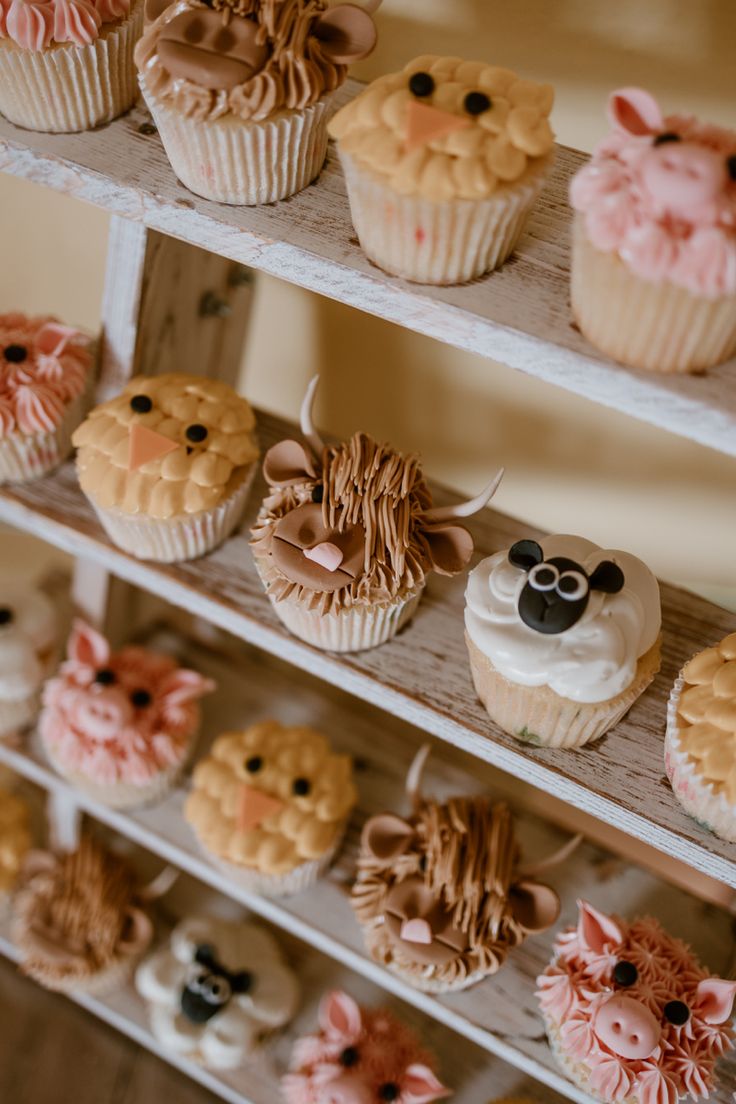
(400, 917, 433, 945)
(320, 1076, 373, 1104)
(76, 688, 134, 742)
(594, 995, 661, 1060)
(303, 542, 344, 572)
(640, 142, 727, 219)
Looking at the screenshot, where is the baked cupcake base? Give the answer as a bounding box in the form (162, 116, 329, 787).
(0, 384, 91, 485)
(42, 744, 189, 810)
(466, 632, 661, 749)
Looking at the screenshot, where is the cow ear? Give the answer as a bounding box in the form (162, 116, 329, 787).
(509, 539, 543, 571)
(312, 3, 377, 65)
(68, 619, 110, 668)
(508, 880, 560, 934)
(589, 560, 625, 594)
(319, 990, 363, 1041)
(361, 813, 415, 862)
(577, 899, 623, 954)
(695, 978, 736, 1024)
(402, 1063, 452, 1103)
(607, 87, 664, 136)
(424, 524, 474, 576)
(263, 440, 318, 487)
(118, 907, 153, 956)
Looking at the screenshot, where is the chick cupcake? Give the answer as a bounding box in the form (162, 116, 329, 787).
(135, 0, 379, 205)
(464, 535, 661, 748)
(0, 785, 32, 913)
(665, 633, 736, 841)
(570, 87, 736, 373)
(328, 54, 555, 284)
(72, 373, 259, 562)
(185, 719, 357, 897)
(0, 585, 57, 738)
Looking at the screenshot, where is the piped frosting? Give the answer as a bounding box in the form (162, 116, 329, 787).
(0, 787, 31, 894)
(675, 633, 736, 806)
(0, 314, 91, 436)
(1, 0, 131, 49)
(0, 585, 57, 705)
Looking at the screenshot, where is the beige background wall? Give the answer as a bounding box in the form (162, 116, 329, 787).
(1, 0, 735, 605)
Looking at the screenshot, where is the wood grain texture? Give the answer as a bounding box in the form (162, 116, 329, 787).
(0, 92, 735, 454)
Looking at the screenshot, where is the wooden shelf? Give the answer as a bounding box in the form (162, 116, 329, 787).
(1, 629, 735, 1104)
(1, 410, 735, 888)
(1, 94, 735, 455)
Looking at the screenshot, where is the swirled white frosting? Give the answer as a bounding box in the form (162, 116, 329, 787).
(0, 588, 57, 702)
(464, 535, 661, 703)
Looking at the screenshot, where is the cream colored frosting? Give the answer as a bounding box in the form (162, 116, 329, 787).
(465, 535, 661, 704)
(0, 586, 57, 704)
(676, 633, 736, 805)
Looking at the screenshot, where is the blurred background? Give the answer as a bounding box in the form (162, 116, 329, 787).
(1, 0, 735, 605)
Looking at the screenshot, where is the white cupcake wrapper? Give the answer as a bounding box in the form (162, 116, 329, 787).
(544, 1014, 615, 1104)
(0, 2, 142, 133)
(206, 831, 344, 899)
(0, 695, 39, 739)
(42, 742, 190, 810)
(338, 149, 551, 285)
(665, 675, 736, 842)
(0, 383, 92, 484)
(140, 78, 333, 205)
(386, 960, 488, 994)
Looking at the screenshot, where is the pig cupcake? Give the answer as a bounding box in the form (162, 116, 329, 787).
(570, 87, 736, 373)
(40, 620, 214, 809)
(0, 585, 57, 738)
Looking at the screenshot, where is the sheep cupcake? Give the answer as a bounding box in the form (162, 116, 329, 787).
(0, 585, 57, 738)
(464, 535, 661, 748)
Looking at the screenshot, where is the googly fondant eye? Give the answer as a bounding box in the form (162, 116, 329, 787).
(130, 394, 153, 414)
(528, 563, 559, 591)
(188, 969, 209, 993)
(464, 91, 491, 115)
(292, 777, 311, 796)
(0, 607, 14, 626)
(203, 976, 231, 1004)
(409, 71, 434, 97)
(557, 570, 588, 602)
(311, 483, 324, 504)
(340, 1046, 359, 1068)
(245, 755, 263, 773)
(130, 688, 152, 708)
(3, 344, 27, 364)
(94, 668, 116, 685)
(186, 423, 208, 443)
(612, 960, 638, 987)
(664, 1000, 690, 1025)
(653, 131, 681, 146)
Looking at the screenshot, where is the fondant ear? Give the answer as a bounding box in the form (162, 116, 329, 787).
(589, 560, 625, 594)
(577, 899, 623, 954)
(144, 0, 170, 21)
(35, 322, 79, 357)
(695, 978, 736, 1024)
(607, 87, 664, 136)
(509, 539, 544, 571)
(402, 1063, 452, 1103)
(361, 813, 415, 862)
(423, 524, 474, 576)
(68, 619, 110, 668)
(231, 970, 253, 994)
(160, 669, 216, 707)
(319, 990, 363, 1042)
(118, 907, 153, 955)
(312, 3, 377, 64)
(263, 440, 318, 488)
(508, 880, 560, 934)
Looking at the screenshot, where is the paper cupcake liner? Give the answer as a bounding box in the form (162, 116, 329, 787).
(17, 948, 141, 996)
(338, 149, 552, 285)
(42, 740, 191, 810)
(199, 828, 345, 899)
(571, 218, 736, 374)
(0, 2, 142, 133)
(0, 694, 39, 739)
(466, 632, 661, 749)
(140, 77, 333, 205)
(665, 675, 736, 842)
(0, 383, 92, 484)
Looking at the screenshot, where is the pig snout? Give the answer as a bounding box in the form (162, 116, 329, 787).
(76, 687, 134, 741)
(594, 994, 661, 1059)
(320, 1076, 373, 1104)
(640, 142, 727, 218)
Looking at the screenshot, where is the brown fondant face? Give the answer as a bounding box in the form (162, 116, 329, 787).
(271, 502, 367, 593)
(157, 9, 271, 91)
(384, 877, 470, 966)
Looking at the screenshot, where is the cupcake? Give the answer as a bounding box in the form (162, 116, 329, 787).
(282, 989, 451, 1103)
(40, 619, 214, 809)
(251, 377, 503, 653)
(185, 719, 357, 897)
(537, 899, 736, 1104)
(570, 87, 736, 373)
(665, 633, 736, 842)
(328, 55, 555, 284)
(0, 313, 94, 483)
(352, 747, 560, 994)
(0, 585, 57, 739)
(136, 915, 299, 1069)
(0, 785, 32, 909)
(13, 833, 154, 994)
(134, 0, 379, 205)
(464, 535, 661, 749)
(0, 0, 143, 132)
(72, 372, 259, 562)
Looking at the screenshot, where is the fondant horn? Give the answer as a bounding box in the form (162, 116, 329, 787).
(424, 467, 504, 522)
(300, 375, 324, 456)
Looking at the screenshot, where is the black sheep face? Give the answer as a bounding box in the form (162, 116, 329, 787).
(508, 539, 625, 635)
(180, 943, 252, 1025)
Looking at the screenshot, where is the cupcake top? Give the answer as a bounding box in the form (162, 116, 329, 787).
(282, 989, 450, 1104)
(72, 372, 259, 519)
(0, 585, 57, 706)
(536, 899, 736, 1104)
(13, 834, 153, 989)
(0, 0, 133, 51)
(185, 719, 357, 876)
(0, 787, 31, 894)
(465, 535, 661, 704)
(328, 54, 555, 201)
(136, 915, 299, 1068)
(135, 0, 379, 124)
(674, 633, 736, 807)
(0, 313, 92, 437)
(251, 377, 503, 615)
(40, 619, 215, 788)
(570, 87, 736, 298)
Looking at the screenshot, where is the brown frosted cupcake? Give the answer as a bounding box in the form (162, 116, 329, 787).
(0, 786, 31, 911)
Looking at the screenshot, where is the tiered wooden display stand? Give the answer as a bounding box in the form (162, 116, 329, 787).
(0, 81, 734, 1104)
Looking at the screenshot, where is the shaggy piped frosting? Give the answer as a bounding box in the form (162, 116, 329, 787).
(675, 634, 736, 805)
(0, 787, 31, 894)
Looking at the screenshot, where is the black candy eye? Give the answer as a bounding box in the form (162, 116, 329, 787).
(3, 344, 27, 363)
(613, 960, 638, 987)
(653, 132, 681, 146)
(292, 777, 311, 796)
(340, 1046, 359, 1067)
(464, 91, 491, 115)
(379, 1085, 400, 1102)
(0, 607, 14, 626)
(130, 688, 152, 708)
(94, 668, 116, 685)
(409, 71, 434, 97)
(130, 394, 153, 414)
(727, 154, 736, 181)
(664, 1000, 690, 1025)
(311, 483, 324, 504)
(186, 423, 208, 443)
(245, 755, 263, 773)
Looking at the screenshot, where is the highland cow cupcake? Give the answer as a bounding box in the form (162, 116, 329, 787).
(135, 0, 379, 205)
(251, 377, 503, 652)
(0, 313, 94, 483)
(40, 620, 214, 808)
(185, 719, 357, 897)
(465, 535, 661, 748)
(328, 55, 555, 284)
(665, 633, 736, 842)
(0, 584, 57, 738)
(72, 373, 259, 562)
(0, 0, 143, 132)
(570, 87, 736, 373)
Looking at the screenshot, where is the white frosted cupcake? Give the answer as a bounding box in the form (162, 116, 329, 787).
(329, 55, 555, 284)
(465, 535, 661, 748)
(0, 585, 57, 738)
(665, 633, 736, 841)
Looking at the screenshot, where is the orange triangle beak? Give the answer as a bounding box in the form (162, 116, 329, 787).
(237, 784, 284, 832)
(405, 101, 470, 152)
(128, 423, 178, 471)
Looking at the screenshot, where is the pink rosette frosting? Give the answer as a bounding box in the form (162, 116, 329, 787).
(1, 0, 129, 47)
(40, 621, 215, 788)
(571, 87, 736, 298)
(52, 0, 100, 44)
(5, 0, 54, 49)
(0, 313, 92, 439)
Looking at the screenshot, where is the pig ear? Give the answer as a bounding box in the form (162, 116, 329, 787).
(402, 1063, 451, 1103)
(509, 539, 544, 571)
(312, 3, 377, 65)
(577, 899, 623, 954)
(263, 440, 318, 488)
(36, 322, 80, 357)
(508, 880, 560, 934)
(361, 813, 415, 862)
(68, 619, 110, 668)
(424, 524, 474, 576)
(695, 978, 736, 1024)
(607, 87, 664, 136)
(319, 990, 363, 1041)
(161, 669, 215, 706)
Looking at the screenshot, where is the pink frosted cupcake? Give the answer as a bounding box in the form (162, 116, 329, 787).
(40, 619, 215, 808)
(570, 87, 736, 373)
(0, 313, 94, 483)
